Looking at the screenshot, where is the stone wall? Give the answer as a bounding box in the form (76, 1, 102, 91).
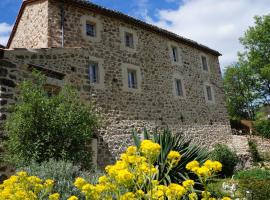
(1, 48, 231, 168)
(9, 0, 49, 48)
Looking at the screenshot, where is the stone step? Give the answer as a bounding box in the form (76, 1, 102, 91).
(231, 135, 250, 155)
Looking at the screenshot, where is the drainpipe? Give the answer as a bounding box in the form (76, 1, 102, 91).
(60, 4, 65, 48)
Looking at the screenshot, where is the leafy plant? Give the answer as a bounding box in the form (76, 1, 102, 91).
(254, 119, 270, 139)
(4, 72, 100, 168)
(248, 139, 261, 162)
(210, 144, 238, 177)
(19, 159, 97, 199)
(132, 128, 209, 184)
(235, 168, 270, 180)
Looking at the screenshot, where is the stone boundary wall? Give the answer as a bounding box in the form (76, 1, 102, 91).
(1, 48, 232, 168)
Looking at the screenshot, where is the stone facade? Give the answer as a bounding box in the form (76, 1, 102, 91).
(9, 0, 49, 48)
(2, 0, 232, 168)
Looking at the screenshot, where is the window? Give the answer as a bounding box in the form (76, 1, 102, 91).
(122, 63, 141, 92)
(128, 69, 137, 89)
(81, 15, 102, 42)
(175, 79, 184, 96)
(125, 32, 134, 48)
(201, 55, 208, 71)
(120, 27, 138, 52)
(89, 62, 99, 83)
(204, 83, 215, 103)
(86, 22, 96, 37)
(172, 46, 178, 62)
(206, 85, 212, 101)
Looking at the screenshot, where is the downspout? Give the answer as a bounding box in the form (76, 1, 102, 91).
(60, 4, 65, 48)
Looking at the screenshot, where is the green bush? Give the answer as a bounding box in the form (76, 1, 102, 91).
(235, 168, 270, 180)
(210, 144, 238, 177)
(248, 140, 261, 162)
(254, 119, 270, 139)
(238, 179, 270, 200)
(4, 72, 100, 168)
(132, 128, 209, 185)
(19, 159, 103, 200)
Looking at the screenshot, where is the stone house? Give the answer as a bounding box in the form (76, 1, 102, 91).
(0, 0, 231, 168)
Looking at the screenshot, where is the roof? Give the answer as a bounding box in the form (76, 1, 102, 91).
(7, 0, 221, 56)
(0, 44, 5, 49)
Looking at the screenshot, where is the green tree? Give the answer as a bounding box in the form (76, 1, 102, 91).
(239, 14, 270, 103)
(223, 62, 261, 120)
(4, 72, 100, 168)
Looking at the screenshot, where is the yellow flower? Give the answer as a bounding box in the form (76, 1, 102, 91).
(221, 197, 231, 200)
(44, 179, 54, 188)
(196, 166, 211, 177)
(98, 175, 109, 184)
(67, 196, 79, 200)
(16, 171, 27, 177)
(140, 140, 161, 159)
(167, 151, 181, 165)
(120, 192, 136, 200)
(126, 146, 137, 155)
(182, 179, 195, 188)
(74, 177, 87, 190)
(203, 160, 222, 172)
(186, 161, 200, 171)
(166, 183, 186, 199)
(188, 192, 198, 200)
(49, 193, 60, 200)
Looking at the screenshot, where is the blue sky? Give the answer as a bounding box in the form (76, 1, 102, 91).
(0, 0, 270, 69)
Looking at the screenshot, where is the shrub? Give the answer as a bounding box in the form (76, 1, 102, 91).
(4, 72, 100, 168)
(132, 128, 209, 185)
(236, 168, 270, 200)
(0, 140, 231, 200)
(254, 119, 270, 139)
(235, 168, 270, 180)
(19, 159, 103, 200)
(210, 144, 238, 177)
(248, 140, 261, 162)
(238, 179, 270, 200)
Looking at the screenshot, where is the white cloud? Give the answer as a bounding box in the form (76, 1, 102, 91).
(147, 0, 270, 70)
(0, 22, 13, 46)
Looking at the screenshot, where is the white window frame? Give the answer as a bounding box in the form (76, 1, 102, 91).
(199, 53, 210, 72)
(172, 74, 186, 99)
(120, 27, 138, 52)
(81, 15, 102, 42)
(168, 42, 182, 65)
(122, 63, 142, 92)
(203, 82, 215, 104)
(88, 56, 105, 89)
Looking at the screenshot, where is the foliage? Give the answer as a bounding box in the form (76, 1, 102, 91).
(235, 168, 270, 180)
(0, 141, 230, 200)
(238, 179, 270, 200)
(207, 179, 241, 199)
(239, 14, 270, 103)
(132, 128, 209, 185)
(247, 140, 261, 162)
(254, 119, 270, 139)
(19, 159, 102, 200)
(210, 144, 238, 177)
(0, 171, 57, 200)
(73, 140, 226, 200)
(4, 72, 100, 168)
(223, 63, 261, 120)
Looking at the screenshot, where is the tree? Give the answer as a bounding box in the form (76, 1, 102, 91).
(4, 72, 100, 168)
(239, 14, 270, 103)
(223, 62, 261, 120)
